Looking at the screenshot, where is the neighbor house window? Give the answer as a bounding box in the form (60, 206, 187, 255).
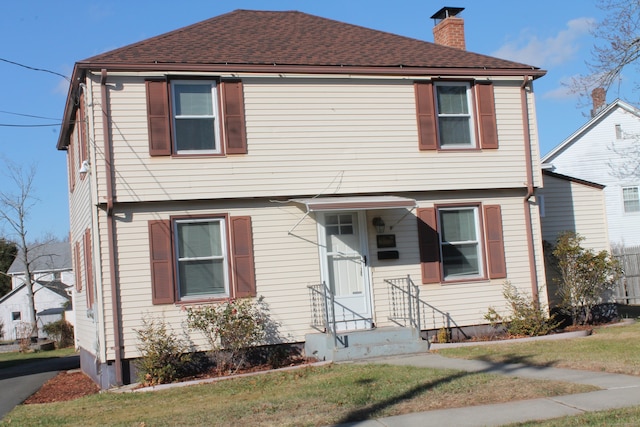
(439, 207, 482, 279)
(623, 186, 640, 213)
(172, 81, 220, 154)
(175, 218, 229, 299)
(11, 312, 21, 321)
(435, 82, 474, 148)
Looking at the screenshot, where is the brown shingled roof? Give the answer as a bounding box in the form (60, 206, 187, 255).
(79, 9, 540, 72)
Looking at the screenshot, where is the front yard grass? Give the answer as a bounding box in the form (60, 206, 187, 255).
(1, 363, 595, 426)
(436, 321, 640, 376)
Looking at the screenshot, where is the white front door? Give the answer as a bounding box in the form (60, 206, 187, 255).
(318, 211, 372, 331)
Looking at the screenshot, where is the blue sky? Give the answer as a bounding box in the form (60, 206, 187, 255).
(0, 1, 627, 241)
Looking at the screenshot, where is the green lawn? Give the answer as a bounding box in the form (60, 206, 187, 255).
(2, 321, 639, 426)
(1, 362, 595, 426)
(437, 320, 640, 376)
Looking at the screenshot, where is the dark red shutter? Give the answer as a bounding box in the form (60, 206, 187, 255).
(230, 216, 256, 297)
(84, 229, 94, 307)
(148, 220, 175, 304)
(484, 205, 507, 279)
(74, 242, 82, 292)
(221, 80, 248, 154)
(145, 80, 172, 156)
(415, 82, 438, 150)
(476, 83, 498, 149)
(69, 139, 76, 193)
(417, 208, 441, 284)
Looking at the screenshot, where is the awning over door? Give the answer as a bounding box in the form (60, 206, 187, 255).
(291, 195, 417, 212)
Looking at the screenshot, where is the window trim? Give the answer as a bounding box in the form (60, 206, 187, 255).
(148, 214, 256, 305)
(437, 204, 484, 281)
(145, 78, 248, 157)
(171, 79, 221, 155)
(623, 186, 640, 213)
(415, 80, 498, 151)
(417, 203, 506, 284)
(434, 81, 476, 149)
(174, 215, 230, 300)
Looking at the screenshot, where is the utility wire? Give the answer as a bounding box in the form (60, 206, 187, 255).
(0, 110, 59, 121)
(0, 123, 61, 127)
(0, 57, 70, 82)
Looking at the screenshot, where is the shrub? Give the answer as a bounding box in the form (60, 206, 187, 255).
(134, 316, 197, 386)
(486, 282, 559, 337)
(42, 319, 74, 348)
(186, 297, 268, 373)
(552, 231, 622, 325)
(0, 318, 4, 340)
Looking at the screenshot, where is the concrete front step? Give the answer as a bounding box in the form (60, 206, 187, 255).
(305, 326, 430, 362)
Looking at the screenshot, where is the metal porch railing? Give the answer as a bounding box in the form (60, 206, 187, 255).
(307, 282, 373, 349)
(385, 275, 468, 341)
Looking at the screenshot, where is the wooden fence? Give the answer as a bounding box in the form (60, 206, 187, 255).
(613, 246, 640, 305)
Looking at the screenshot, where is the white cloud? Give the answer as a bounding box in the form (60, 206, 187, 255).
(491, 17, 595, 67)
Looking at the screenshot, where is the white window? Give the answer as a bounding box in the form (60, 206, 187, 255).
(439, 207, 482, 279)
(172, 81, 220, 154)
(623, 186, 640, 213)
(175, 218, 229, 299)
(435, 82, 475, 148)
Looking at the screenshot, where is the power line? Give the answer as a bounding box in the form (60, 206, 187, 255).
(0, 123, 60, 127)
(0, 57, 70, 82)
(0, 110, 59, 121)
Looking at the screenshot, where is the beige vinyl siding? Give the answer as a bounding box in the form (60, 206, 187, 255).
(104, 189, 545, 359)
(112, 201, 322, 360)
(368, 190, 545, 329)
(92, 74, 538, 203)
(67, 120, 101, 360)
(539, 175, 610, 252)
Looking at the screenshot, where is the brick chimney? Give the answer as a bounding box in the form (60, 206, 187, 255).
(591, 87, 606, 117)
(431, 7, 466, 50)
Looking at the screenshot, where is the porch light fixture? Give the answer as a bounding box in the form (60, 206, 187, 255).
(372, 217, 385, 233)
(79, 160, 90, 176)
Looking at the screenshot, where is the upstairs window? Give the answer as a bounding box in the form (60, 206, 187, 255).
(623, 186, 640, 213)
(415, 80, 497, 151)
(146, 79, 247, 156)
(172, 81, 220, 154)
(435, 82, 474, 148)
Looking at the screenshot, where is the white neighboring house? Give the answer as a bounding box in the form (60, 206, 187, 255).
(0, 242, 74, 340)
(542, 90, 640, 249)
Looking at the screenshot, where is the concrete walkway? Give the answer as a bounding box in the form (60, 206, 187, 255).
(333, 353, 640, 426)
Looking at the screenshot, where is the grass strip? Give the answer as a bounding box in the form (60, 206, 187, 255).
(1, 363, 596, 427)
(436, 322, 640, 376)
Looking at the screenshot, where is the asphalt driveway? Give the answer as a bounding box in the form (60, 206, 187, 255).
(0, 355, 80, 419)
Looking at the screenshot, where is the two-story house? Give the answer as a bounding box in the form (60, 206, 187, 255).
(57, 8, 548, 388)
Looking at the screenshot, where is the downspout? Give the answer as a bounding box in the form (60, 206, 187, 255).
(520, 75, 540, 307)
(101, 69, 123, 385)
